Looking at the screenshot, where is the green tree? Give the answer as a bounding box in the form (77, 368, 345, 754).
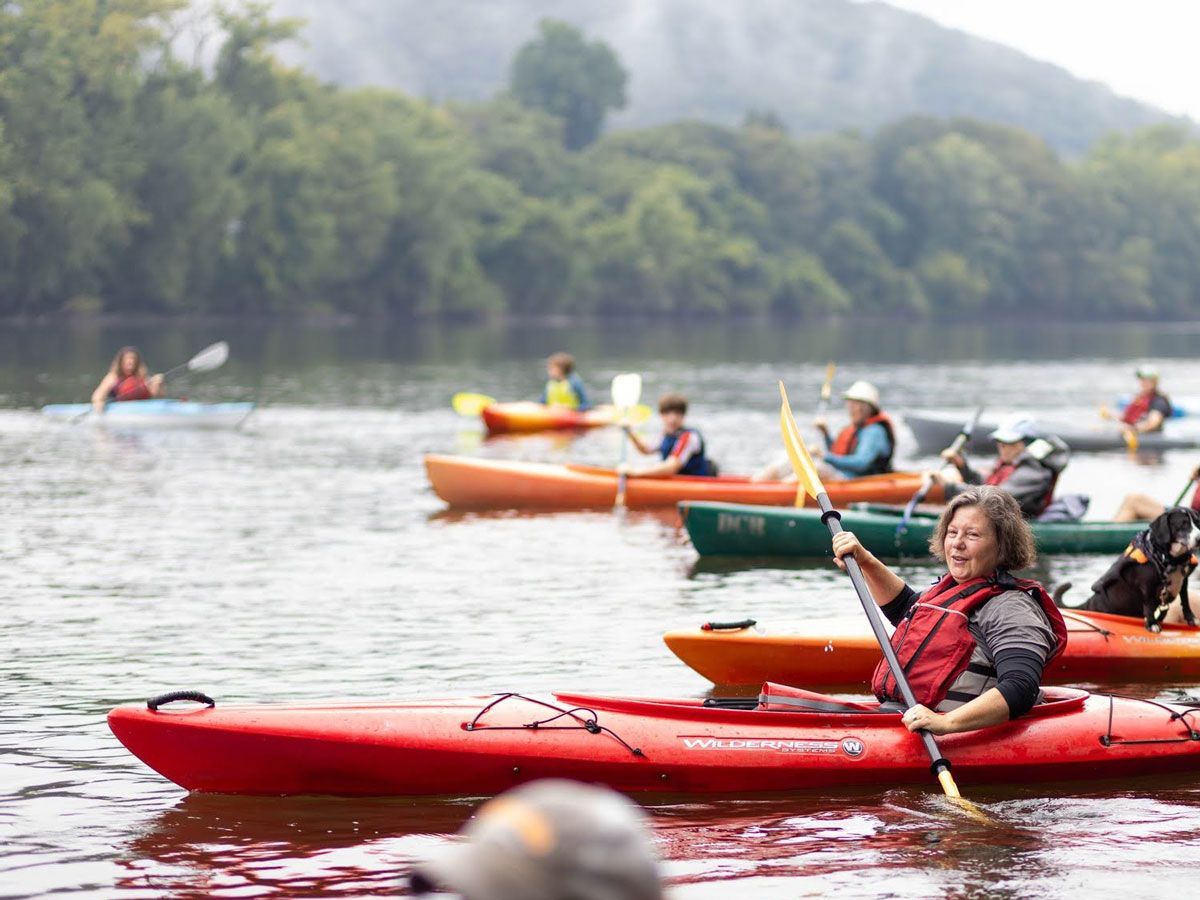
(509, 19, 627, 151)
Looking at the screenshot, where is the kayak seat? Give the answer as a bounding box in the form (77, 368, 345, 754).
(758, 682, 890, 714)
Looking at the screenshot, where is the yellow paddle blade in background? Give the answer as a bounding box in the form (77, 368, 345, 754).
(626, 404, 653, 426)
(451, 392, 497, 417)
(779, 381, 824, 504)
(820, 361, 836, 403)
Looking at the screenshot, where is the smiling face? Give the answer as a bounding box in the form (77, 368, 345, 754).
(943, 504, 1000, 583)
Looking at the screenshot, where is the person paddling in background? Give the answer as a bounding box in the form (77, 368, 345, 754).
(833, 486, 1067, 735)
(1103, 364, 1172, 437)
(928, 416, 1069, 520)
(814, 380, 895, 480)
(621, 392, 714, 477)
(1113, 464, 1200, 523)
(540, 352, 591, 411)
(91, 346, 163, 412)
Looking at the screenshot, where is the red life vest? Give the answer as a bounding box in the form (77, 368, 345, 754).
(111, 375, 151, 402)
(986, 458, 1057, 517)
(1121, 391, 1169, 426)
(829, 413, 896, 473)
(870, 572, 1069, 709)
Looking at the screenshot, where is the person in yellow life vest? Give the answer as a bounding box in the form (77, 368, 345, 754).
(813, 380, 895, 480)
(540, 352, 591, 411)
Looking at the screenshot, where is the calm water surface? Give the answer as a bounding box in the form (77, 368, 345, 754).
(3, 319, 1200, 897)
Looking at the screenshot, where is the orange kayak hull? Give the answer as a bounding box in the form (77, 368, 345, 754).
(480, 402, 618, 434)
(424, 454, 943, 511)
(664, 610, 1200, 688)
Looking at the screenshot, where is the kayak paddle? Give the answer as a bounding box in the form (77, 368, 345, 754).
(452, 392, 497, 417)
(778, 381, 979, 812)
(816, 361, 836, 417)
(612, 372, 643, 509)
(79, 341, 230, 421)
(1173, 475, 1197, 507)
(1100, 404, 1140, 453)
(896, 406, 983, 538)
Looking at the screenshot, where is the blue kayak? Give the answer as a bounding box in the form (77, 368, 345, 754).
(42, 399, 254, 429)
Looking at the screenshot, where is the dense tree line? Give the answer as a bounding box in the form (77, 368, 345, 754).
(2, 2, 1199, 319)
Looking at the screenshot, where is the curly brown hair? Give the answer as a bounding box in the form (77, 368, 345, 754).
(929, 485, 1037, 571)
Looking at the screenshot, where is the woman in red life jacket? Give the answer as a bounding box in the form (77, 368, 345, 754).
(90, 347, 164, 412)
(929, 415, 1069, 519)
(1102, 364, 1172, 439)
(1113, 463, 1200, 523)
(832, 485, 1067, 736)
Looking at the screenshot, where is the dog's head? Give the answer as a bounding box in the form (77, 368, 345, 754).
(1148, 507, 1200, 559)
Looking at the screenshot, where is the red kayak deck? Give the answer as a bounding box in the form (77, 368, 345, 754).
(424, 454, 943, 511)
(664, 611, 1200, 688)
(108, 688, 1200, 797)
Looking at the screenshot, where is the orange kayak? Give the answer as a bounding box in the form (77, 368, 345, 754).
(425, 454, 943, 511)
(481, 402, 619, 434)
(664, 611, 1200, 688)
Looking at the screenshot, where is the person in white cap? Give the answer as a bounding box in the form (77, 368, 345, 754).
(409, 779, 664, 900)
(813, 380, 896, 480)
(1102, 365, 1172, 436)
(929, 415, 1070, 519)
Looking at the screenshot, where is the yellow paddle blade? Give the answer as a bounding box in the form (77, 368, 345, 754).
(779, 381, 825, 503)
(820, 361, 836, 402)
(626, 404, 653, 426)
(452, 392, 496, 417)
(1122, 428, 1139, 453)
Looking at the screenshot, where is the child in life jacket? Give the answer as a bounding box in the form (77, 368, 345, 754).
(91, 347, 164, 412)
(540, 352, 592, 411)
(621, 392, 715, 478)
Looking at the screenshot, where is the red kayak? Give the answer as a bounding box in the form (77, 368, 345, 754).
(109, 688, 1200, 797)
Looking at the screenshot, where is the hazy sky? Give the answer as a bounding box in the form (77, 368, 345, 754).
(882, 0, 1199, 120)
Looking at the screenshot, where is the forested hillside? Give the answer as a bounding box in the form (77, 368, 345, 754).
(2, 2, 1199, 319)
(272, 0, 1182, 157)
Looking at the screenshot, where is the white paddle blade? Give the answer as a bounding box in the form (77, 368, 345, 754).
(189, 342, 229, 372)
(611, 373, 643, 410)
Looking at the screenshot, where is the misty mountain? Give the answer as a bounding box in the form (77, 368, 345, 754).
(270, 0, 1182, 155)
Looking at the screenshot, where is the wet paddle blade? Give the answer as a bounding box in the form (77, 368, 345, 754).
(779, 381, 824, 504)
(187, 342, 229, 373)
(611, 373, 642, 412)
(452, 392, 496, 417)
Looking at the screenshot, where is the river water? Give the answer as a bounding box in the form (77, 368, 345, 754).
(2, 319, 1200, 898)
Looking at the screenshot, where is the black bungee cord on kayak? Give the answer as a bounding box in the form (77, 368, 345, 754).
(466, 693, 645, 758)
(1099, 694, 1200, 746)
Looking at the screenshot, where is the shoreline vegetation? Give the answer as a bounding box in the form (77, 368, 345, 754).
(3, 2, 1200, 321)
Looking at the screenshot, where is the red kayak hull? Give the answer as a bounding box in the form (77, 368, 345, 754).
(480, 402, 616, 434)
(108, 689, 1200, 797)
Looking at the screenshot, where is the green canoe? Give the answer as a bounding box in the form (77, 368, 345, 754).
(679, 501, 1145, 558)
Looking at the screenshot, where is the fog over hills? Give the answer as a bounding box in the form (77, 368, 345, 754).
(270, 0, 1182, 154)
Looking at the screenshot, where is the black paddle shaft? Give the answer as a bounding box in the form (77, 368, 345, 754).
(817, 493, 951, 776)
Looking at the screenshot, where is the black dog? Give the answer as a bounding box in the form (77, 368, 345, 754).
(1056, 507, 1200, 632)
